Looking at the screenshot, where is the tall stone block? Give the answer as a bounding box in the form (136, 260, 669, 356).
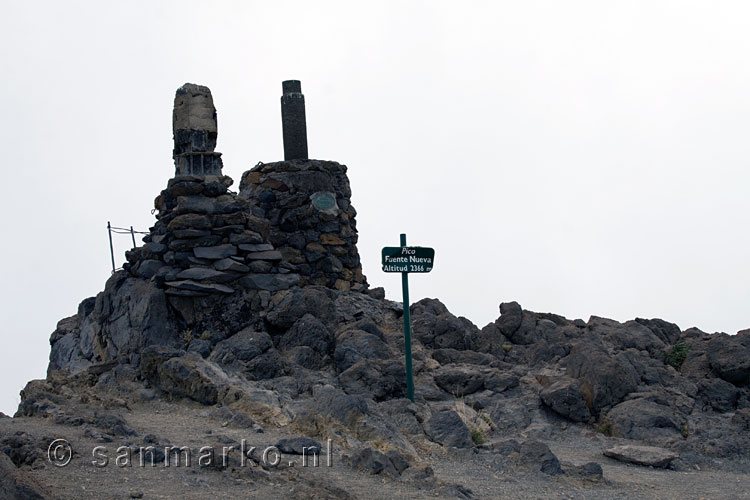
(281, 80, 309, 161)
(172, 83, 223, 176)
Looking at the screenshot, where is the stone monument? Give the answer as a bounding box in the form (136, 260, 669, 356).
(122, 81, 367, 294)
(281, 80, 309, 161)
(172, 83, 223, 176)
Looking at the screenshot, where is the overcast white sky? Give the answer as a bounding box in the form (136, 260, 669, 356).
(1, 1, 748, 415)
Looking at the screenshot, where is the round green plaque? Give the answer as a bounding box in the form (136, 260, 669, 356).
(311, 192, 337, 212)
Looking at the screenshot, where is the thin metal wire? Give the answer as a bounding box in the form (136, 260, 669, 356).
(107, 222, 149, 273)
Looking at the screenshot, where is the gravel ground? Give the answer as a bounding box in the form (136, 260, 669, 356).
(2, 399, 749, 500)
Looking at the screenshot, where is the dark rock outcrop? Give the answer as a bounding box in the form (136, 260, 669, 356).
(606, 396, 686, 440)
(0, 453, 51, 500)
(339, 359, 406, 401)
(334, 330, 392, 373)
(518, 440, 563, 475)
(424, 410, 473, 448)
(540, 377, 592, 423)
(707, 334, 750, 386)
(560, 345, 639, 416)
(410, 298, 476, 350)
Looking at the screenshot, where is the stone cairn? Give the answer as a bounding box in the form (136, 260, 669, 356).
(239, 159, 366, 291)
(123, 81, 367, 295)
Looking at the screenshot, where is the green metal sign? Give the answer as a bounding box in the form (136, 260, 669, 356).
(381, 246, 435, 273)
(381, 235, 435, 403)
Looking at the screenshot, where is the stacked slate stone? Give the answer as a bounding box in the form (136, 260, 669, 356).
(239, 159, 368, 291)
(124, 175, 300, 296)
(123, 83, 300, 296)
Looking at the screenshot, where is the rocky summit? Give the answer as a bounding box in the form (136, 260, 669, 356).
(3, 83, 749, 500)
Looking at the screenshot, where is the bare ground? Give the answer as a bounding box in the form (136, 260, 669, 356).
(2, 398, 749, 500)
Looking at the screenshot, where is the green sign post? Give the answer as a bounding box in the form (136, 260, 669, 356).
(382, 234, 435, 402)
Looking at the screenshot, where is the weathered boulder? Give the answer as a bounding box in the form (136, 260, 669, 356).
(0, 453, 51, 500)
(696, 377, 739, 412)
(526, 337, 570, 365)
(140, 345, 185, 380)
(616, 348, 676, 387)
(265, 286, 335, 330)
(472, 322, 508, 358)
(332, 290, 398, 326)
(291, 384, 370, 429)
(588, 316, 667, 358)
(385, 449, 411, 474)
(289, 385, 416, 457)
(278, 314, 334, 369)
(679, 328, 712, 378)
(377, 399, 429, 437)
(634, 317, 682, 345)
(334, 330, 391, 373)
(78, 273, 179, 366)
(483, 370, 520, 393)
(244, 349, 283, 380)
(566, 462, 604, 481)
(15, 377, 137, 438)
(539, 377, 591, 422)
(560, 345, 639, 415)
(424, 410, 473, 448)
(146, 353, 228, 405)
(338, 359, 405, 401)
(603, 445, 678, 468)
(217, 384, 290, 426)
(410, 298, 476, 350)
(167, 213, 212, 231)
(206, 329, 283, 380)
(212, 330, 272, 361)
(707, 334, 750, 386)
(518, 440, 563, 475)
(1, 432, 43, 468)
(504, 310, 539, 345)
(48, 312, 87, 375)
(495, 301, 523, 337)
(433, 365, 485, 396)
(605, 397, 685, 440)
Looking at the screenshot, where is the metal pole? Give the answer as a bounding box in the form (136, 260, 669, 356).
(401, 233, 415, 402)
(107, 221, 115, 273)
(130, 226, 136, 249)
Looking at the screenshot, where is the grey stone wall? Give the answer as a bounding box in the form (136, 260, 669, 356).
(124, 174, 300, 296)
(239, 159, 367, 291)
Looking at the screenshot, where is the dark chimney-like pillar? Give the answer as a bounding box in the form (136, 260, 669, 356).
(281, 80, 308, 161)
